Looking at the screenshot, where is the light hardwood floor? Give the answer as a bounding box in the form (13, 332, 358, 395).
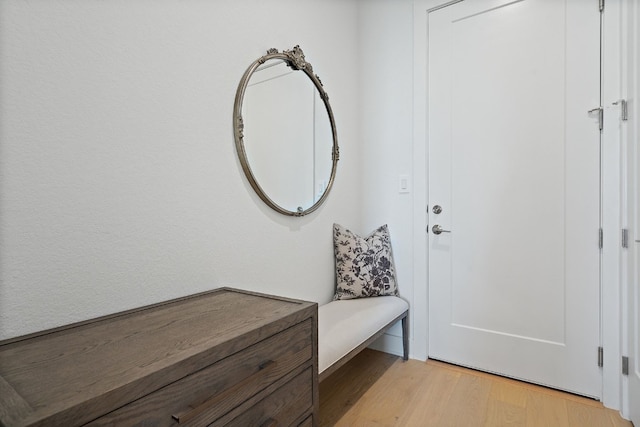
(319, 349, 633, 427)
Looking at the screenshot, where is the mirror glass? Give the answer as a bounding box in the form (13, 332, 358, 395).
(234, 46, 339, 216)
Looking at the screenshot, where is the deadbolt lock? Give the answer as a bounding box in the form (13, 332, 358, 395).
(432, 205, 443, 214)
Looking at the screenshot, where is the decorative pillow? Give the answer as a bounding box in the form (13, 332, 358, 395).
(333, 223, 399, 300)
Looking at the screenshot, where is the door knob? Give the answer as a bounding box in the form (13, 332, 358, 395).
(432, 225, 451, 235)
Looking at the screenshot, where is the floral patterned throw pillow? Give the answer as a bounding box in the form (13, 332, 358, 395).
(333, 223, 399, 300)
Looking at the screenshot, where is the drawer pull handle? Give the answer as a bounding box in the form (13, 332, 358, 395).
(259, 360, 274, 370)
(171, 360, 277, 424)
(260, 417, 278, 427)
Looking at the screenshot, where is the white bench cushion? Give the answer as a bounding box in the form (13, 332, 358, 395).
(318, 296, 409, 374)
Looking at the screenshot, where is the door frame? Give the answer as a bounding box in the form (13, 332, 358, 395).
(621, 0, 640, 421)
(411, 0, 628, 414)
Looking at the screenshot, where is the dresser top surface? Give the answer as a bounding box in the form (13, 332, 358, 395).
(0, 288, 316, 426)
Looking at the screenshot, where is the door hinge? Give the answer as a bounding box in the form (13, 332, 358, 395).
(613, 99, 628, 121)
(599, 0, 604, 12)
(598, 346, 604, 367)
(622, 228, 629, 248)
(599, 228, 603, 249)
(622, 356, 629, 375)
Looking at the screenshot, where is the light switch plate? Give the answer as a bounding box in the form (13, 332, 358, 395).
(399, 174, 410, 193)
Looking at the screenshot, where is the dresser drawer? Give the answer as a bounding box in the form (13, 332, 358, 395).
(87, 319, 312, 426)
(222, 367, 313, 427)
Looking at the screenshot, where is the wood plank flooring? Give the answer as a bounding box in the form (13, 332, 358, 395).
(319, 349, 633, 427)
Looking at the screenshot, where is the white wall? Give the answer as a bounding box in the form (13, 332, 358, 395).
(621, 0, 640, 419)
(0, 0, 362, 339)
(357, 0, 415, 356)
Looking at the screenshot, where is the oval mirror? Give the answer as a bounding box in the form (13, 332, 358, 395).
(233, 46, 339, 216)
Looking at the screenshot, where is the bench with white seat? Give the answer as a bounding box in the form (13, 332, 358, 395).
(317, 296, 409, 382)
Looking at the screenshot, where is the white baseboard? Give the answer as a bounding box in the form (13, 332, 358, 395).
(368, 332, 405, 358)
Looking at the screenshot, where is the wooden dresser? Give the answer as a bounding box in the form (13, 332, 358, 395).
(0, 288, 318, 426)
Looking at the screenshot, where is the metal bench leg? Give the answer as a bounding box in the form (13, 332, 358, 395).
(402, 314, 409, 361)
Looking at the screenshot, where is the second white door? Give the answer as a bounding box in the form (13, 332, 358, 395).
(428, 0, 601, 397)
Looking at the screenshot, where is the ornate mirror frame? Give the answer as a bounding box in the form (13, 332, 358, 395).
(233, 45, 339, 216)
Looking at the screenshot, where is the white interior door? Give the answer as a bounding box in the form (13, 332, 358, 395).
(428, 0, 601, 397)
